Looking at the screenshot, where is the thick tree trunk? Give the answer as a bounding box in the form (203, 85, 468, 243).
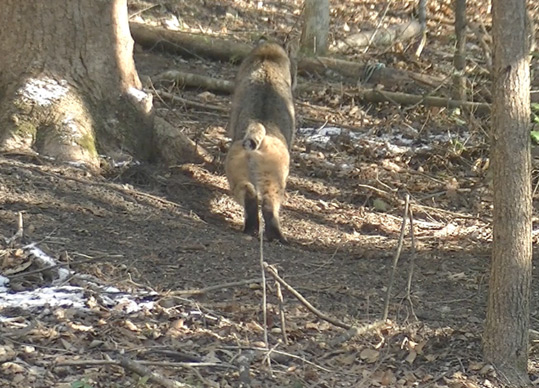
(483, 0, 531, 386)
(300, 0, 330, 56)
(0, 0, 153, 168)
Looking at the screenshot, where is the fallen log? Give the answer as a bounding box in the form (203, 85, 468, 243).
(155, 70, 234, 94)
(352, 87, 490, 115)
(130, 22, 445, 91)
(331, 20, 423, 52)
(151, 70, 490, 115)
(129, 22, 251, 62)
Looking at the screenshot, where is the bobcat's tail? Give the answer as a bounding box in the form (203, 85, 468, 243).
(242, 122, 266, 151)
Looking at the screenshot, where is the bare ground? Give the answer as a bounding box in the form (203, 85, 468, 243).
(1, 0, 539, 387)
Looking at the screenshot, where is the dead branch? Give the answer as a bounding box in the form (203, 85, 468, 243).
(382, 194, 410, 321)
(54, 359, 230, 369)
(154, 70, 234, 94)
(152, 71, 490, 114)
(414, 0, 427, 57)
(405, 205, 418, 320)
(119, 358, 195, 388)
(263, 263, 351, 330)
(54, 358, 230, 388)
(297, 55, 444, 89)
(5, 212, 24, 246)
(332, 20, 423, 52)
(222, 345, 333, 373)
(352, 87, 490, 115)
(129, 22, 251, 62)
(130, 22, 443, 91)
(329, 321, 388, 347)
(155, 89, 228, 112)
(453, 0, 467, 101)
(6, 255, 112, 280)
(274, 268, 289, 344)
(260, 223, 269, 355)
(170, 278, 263, 296)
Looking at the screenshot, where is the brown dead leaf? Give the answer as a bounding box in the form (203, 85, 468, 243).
(405, 349, 417, 364)
(359, 348, 379, 363)
(468, 361, 484, 371)
(0, 345, 16, 363)
(337, 353, 357, 366)
(380, 369, 396, 386)
(124, 319, 139, 332)
(69, 322, 94, 332)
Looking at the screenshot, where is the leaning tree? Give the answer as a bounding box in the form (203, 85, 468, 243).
(0, 0, 153, 168)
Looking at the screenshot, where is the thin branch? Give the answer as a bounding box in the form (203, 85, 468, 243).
(274, 268, 289, 344)
(119, 357, 195, 388)
(263, 263, 351, 330)
(155, 90, 227, 113)
(406, 205, 418, 321)
(382, 193, 410, 321)
(6, 255, 116, 280)
(170, 278, 263, 296)
(5, 212, 24, 246)
(259, 219, 270, 369)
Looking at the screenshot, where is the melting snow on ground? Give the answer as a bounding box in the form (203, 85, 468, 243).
(298, 126, 469, 155)
(0, 243, 156, 317)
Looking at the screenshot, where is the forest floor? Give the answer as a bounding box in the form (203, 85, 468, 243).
(1, 0, 539, 387)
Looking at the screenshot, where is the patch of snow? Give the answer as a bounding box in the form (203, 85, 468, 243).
(24, 243, 56, 267)
(127, 87, 149, 103)
(1, 244, 157, 317)
(20, 77, 68, 106)
(298, 126, 470, 154)
(0, 276, 9, 291)
(0, 286, 86, 310)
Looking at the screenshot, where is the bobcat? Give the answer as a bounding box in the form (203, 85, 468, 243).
(225, 40, 295, 243)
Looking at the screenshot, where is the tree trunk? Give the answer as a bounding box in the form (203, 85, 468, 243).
(483, 0, 532, 385)
(300, 0, 330, 55)
(414, 0, 427, 57)
(452, 0, 467, 101)
(0, 0, 153, 169)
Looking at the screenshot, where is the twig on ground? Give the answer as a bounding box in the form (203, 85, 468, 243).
(55, 359, 230, 369)
(6, 255, 116, 280)
(263, 263, 351, 330)
(5, 212, 24, 246)
(274, 267, 289, 344)
(406, 205, 418, 320)
(155, 90, 227, 113)
(221, 346, 333, 373)
(119, 357, 195, 388)
(329, 321, 388, 347)
(54, 357, 231, 388)
(363, 0, 393, 53)
(141, 349, 202, 363)
(382, 193, 410, 321)
(170, 278, 263, 296)
(259, 220, 270, 369)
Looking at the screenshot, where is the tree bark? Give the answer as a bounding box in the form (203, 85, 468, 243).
(0, 0, 153, 168)
(452, 0, 467, 101)
(300, 0, 330, 56)
(483, 0, 532, 385)
(414, 0, 427, 57)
